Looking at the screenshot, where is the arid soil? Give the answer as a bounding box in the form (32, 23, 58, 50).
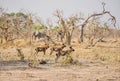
(0, 60, 120, 81)
(0, 39, 120, 81)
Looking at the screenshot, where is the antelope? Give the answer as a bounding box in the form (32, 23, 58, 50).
(49, 43, 66, 55)
(35, 44, 49, 55)
(55, 46, 75, 62)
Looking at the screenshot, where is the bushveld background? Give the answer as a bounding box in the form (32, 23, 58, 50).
(0, 2, 120, 81)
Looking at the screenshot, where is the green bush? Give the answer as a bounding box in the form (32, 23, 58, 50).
(28, 59, 38, 68)
(52, 26, 60, 31)
(34, 25, 46, 31)
(64, 55, 73, 64)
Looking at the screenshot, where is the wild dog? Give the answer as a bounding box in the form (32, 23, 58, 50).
(55, 46, 75, 62)
(35, 44, 49, 55)
(49, 43, 66, 55)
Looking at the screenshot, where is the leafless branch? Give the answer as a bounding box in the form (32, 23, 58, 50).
(79, 2, 116, 42)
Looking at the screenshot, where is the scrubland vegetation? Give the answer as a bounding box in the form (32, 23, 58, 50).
(0, 3, 120, 81)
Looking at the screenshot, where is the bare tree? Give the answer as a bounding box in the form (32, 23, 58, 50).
(54, 10, 81, 45)
(85, 19, 110, 47)
(79, 2, 116, 43)
(0, 12, 14, 43)
(0, 8, 35, 44)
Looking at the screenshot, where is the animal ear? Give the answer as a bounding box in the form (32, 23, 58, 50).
(62, 43, 65, 45)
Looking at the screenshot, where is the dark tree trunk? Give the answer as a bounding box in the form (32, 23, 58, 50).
(66, 32, 71, 45)
(79, 25, 84, 43)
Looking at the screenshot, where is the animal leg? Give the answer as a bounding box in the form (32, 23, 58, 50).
(50, 49, 53, 55)
(43, 50, 46, 55)
(55, 53, 60, 63)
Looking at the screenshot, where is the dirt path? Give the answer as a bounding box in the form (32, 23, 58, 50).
(0, 60, 120, 81)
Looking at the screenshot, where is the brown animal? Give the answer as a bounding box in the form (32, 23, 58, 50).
(35, 44, 49, 55)
(55, 46, 75, 62)
(50, 43, 66, 55)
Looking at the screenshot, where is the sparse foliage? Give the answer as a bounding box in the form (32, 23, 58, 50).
(54, 10, 81, 45)
(79, 2, 116, 43)
(0, 2, 119, 69)
(85, 19, 110, 46)
(0, 9, 34, 43)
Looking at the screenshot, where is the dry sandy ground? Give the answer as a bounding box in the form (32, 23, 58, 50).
(0, 60, 120, 81)
(0, 39, 120, 81)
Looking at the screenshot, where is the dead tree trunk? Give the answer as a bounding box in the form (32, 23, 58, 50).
(79, 3, 116, 43)
(66, 32, 71, 45)
(79, 24, 85, 43)
(54, 10, 79, 45)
